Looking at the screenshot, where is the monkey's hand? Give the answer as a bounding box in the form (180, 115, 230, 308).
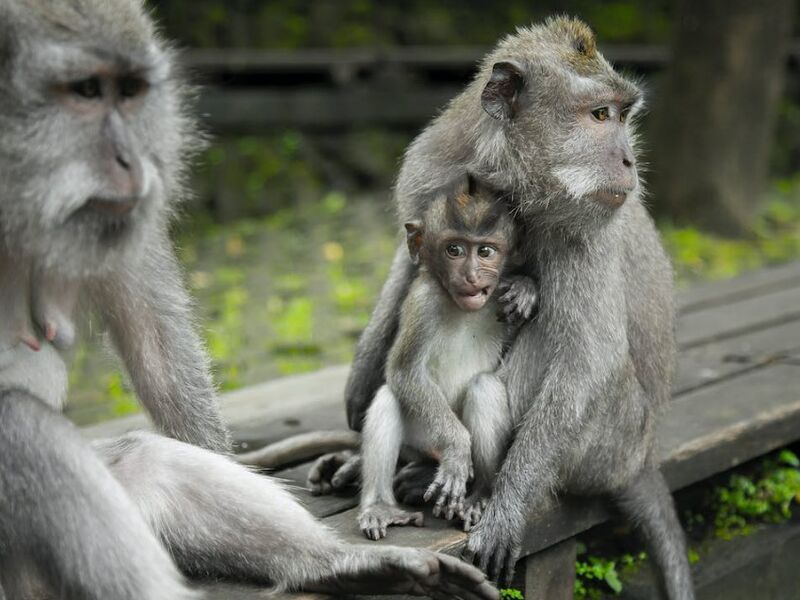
(424, 450, 473, 521)
(461, 494, 489, 532)
(463, 503, 522, 585)
(359, 502, 424, 540)
(497, 275, 538, 323)
(394, 461, 437, 505)
(307, 450, 361, 495)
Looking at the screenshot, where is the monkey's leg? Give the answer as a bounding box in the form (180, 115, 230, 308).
(615, 468, 694, 600)
(461, 373, 513, 531)
(345, 244, 415, 430)
(0, 391, 193, 600)
(358, 385, 424, 540)
(96, 431, 497, 600)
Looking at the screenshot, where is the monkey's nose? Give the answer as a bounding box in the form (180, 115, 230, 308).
(622, 156, 633, 168)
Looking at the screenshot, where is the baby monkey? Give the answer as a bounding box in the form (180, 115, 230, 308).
(358, 174, 536, 540)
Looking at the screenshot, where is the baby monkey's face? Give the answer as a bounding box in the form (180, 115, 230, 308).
(437, 231, 508, 312)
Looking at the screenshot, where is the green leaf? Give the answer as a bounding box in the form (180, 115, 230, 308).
(604, 568, 623, 594)
(779, 449, 800, 467)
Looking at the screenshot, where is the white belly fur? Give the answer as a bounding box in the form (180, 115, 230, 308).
(426, 300, 505, 408)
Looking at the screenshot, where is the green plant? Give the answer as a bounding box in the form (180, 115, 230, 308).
(713, 449, 800, 540)
(574, 555, 623, 598)
(500, 588, 524, 600)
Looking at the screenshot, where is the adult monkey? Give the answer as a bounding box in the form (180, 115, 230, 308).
(0, 1, 498, 599)
(314, 17, 694, 600)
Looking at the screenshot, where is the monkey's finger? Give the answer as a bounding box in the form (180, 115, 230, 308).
(423, 480, 441, 503)
(331, 455, 361, 488)
(488, 546, 508, 584)
(498, 290, 519, 304)
(502, 550, 519, 587)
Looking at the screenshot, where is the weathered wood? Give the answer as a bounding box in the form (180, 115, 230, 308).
(677, 285, 800, 349)
(674, 318, 800, 394)
(522, 537, 577, 600)
(304, 361, 800, 561)
(676, 261, 800, 314)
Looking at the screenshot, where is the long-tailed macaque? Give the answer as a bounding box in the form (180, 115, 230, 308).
(359, 175, 536, 540)
(0, 2, 498, 598)
(310, 16, 694, 599)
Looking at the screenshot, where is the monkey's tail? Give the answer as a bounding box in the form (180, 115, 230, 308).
(614, 468, 695, 600)
(234, 430, 360, 468)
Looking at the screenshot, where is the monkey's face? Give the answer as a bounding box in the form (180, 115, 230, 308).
(478, 17, 643, 223)
(0, 11, 187, 277)
(433, 232, 508, 312)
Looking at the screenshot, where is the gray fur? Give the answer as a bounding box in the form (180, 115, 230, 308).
(0, 2, 499, 598)
(341, 16, 692, 598)
(359, 180, 534, 539)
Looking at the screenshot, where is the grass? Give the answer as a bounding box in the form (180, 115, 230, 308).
(63, 177, 800, 425)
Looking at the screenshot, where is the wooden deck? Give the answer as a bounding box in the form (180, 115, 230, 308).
(82, 261, 800, 598)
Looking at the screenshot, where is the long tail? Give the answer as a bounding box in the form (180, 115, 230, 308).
(615, 468, 695, 600)
(234, 430, 360, 468)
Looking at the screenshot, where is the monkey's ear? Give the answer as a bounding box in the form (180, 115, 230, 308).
(404, 221, 424, 265)
(481, 61, 525, 120)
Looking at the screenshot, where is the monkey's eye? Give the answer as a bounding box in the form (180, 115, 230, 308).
(446, 244, 466, 258)
(591, 107, 610, 122)
(119, 75, 148, 99)
(69, 76, 102, 99)
(620, 106, 632, 123)
(477, 245, 497, 259)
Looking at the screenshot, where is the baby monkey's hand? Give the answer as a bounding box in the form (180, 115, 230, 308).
(497, 275, 538, 323)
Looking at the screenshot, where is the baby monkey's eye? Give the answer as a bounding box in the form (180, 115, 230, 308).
(446, 244, 466, 258)
(591, 106, 609, 122)
(477, 245, 497, 258)
(69, 76, 102, 99)
(620, 105, 632, 123)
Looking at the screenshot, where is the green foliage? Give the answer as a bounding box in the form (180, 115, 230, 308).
(662, 176, 800, 285)
(152, 0, 672, 49)
(500, 588, 524, 600)
(574, 555, 623, 598)
(712, 449, 800, 540)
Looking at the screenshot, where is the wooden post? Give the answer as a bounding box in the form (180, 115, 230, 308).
(520, 538, 577, 600)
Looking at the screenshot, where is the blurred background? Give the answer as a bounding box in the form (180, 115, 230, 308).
(68, 0, 800, 424)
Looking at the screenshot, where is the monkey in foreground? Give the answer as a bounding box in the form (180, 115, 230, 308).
(309, 17, 694, 599)
(359, 174, 536, 540)
(0, 2, 498, 599)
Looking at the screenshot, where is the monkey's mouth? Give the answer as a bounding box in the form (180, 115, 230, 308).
(85, 196, 139, 216)
(456, 287, 491, 311)
(592, 188, 630, 208)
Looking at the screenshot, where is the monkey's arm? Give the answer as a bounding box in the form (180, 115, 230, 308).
(89, 228, 230, 453)
(345, 243, 416, 430)
(96, 432, 498, 599)
(466, 263, 630, 581)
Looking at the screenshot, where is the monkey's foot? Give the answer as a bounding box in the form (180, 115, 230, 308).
(394, 461, 437, 505)
(358, 503, 424, 540)
(307, 450, 361, 495)
(310, 545, 499, 599)
(424, 462, 470, 520)
(461, 494, 488, 532)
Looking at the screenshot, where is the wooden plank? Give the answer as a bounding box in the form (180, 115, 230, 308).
(314, 363, 800, 559)
(674, 317, 800, 395)
(660, 363, 800, 489)
(677, 261, 800, 314)
(676, 285, 800, 349)
(82, 365, 349, 442)
(198, 87, 461, 132)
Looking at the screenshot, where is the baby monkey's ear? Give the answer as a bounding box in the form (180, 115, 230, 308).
(404, 221, 424, 265)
